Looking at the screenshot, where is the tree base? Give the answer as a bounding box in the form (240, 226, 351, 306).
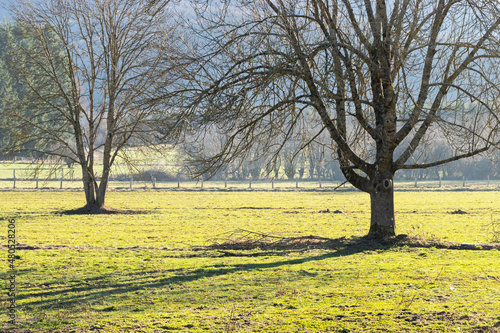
(57, 205, 143, 215)
(367, 224, 396, 238)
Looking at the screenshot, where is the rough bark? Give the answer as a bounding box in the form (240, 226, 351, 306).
(83, 167, 97, 209)
(97, 177, 108, 208)
(368, 177, 395, 238)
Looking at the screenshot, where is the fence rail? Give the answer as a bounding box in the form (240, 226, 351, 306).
(0, 174, 498, 191)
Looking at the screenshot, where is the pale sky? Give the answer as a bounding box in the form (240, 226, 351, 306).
(0, 0, 10, 21)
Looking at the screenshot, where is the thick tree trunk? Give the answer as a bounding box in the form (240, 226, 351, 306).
(97, 178, 108, 207)
(368, 179, 396, 238)
(83, 178, 97, 208)
(82, 166, 101, 209)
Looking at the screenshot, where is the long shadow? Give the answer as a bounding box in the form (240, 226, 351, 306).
(18, 237, 394, 309)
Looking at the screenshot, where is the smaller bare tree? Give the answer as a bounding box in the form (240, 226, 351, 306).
(1, 0, 178, 210)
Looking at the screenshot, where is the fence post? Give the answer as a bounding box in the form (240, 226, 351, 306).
(13, 169, 16, 189)
(60, 169, 63, 189)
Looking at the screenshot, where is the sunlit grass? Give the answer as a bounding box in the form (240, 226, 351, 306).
(0, 190, 499, 332)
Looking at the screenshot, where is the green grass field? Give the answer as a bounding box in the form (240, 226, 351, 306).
(0, 190, 499, 332)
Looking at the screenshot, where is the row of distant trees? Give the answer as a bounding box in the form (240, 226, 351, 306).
(199, 145, 500, 182)
(3, 140, 499, 181)
(188, 113, 500, 181)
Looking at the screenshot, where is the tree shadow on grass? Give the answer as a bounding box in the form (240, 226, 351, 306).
(18, 237, 390, 310)
(17, 233, 500, 311)
(19, 255, 333, 310)
(201, 231, 404, 252)
(200, 230, 500, 254)
(56, 205, 150, 215)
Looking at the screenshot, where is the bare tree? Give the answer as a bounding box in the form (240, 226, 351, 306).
(172, 0, 500, 237)
(1, 0, 176, 210)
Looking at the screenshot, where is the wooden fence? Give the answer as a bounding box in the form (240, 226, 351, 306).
(1, 169, 497, 190)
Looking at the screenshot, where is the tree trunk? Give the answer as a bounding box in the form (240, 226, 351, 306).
(97, 177, 108, 207)
(83, 178, 97, 208)
(82, 166, 100, 209)
(368, 179, 396, 238)
(97, 183, 106, 207)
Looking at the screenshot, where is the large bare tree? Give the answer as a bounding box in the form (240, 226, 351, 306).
(172, 0, 500, 237)
(1, 0, 175, 210)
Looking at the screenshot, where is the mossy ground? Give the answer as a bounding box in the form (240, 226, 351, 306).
(0, 190, 499, 332)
